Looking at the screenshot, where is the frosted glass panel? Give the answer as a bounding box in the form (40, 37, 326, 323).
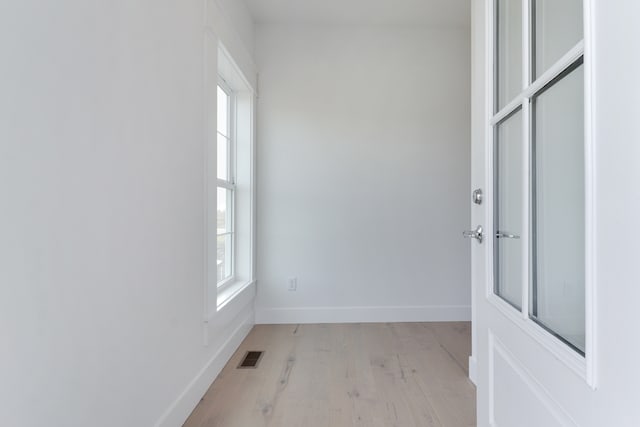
(494, 109, 523, 309)
(532, 62, 585, 354)
(496, 0, 522, 111)
(534, 0, 583, 78)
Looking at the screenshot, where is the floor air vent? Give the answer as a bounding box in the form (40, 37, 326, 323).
(237, 351, 264, 369)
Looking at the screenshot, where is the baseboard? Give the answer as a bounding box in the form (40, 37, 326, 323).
(255, 305, 471, 324)
(468, 355, 477, 385)
(154, 312, 253, 427)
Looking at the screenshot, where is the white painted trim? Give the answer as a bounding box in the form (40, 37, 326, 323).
(202, 28, 218, 345)
(519, 0, 532, 324)
(468, 0, 486, 393)
(249, 92, 256, 283)
(484, 0, 496, 305)
(255, 305, 471, 325)
(521, 97, 530, 321)
(215, 280, 256, 316)
(218, 43, 257, 96)
(205, 0, 257, 91)
(469, 356, 478, 385)
(154, 312, 253, 427)
(583, 0, 597, 390)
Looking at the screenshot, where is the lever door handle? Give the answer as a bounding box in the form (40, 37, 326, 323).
(495, 231, 520, 239)
(463, 225, 483, 244)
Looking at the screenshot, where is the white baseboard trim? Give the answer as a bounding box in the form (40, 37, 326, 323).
(255, 305, 471, 324)
(154, 312, 253, 427)
(468, 356, 477, 385)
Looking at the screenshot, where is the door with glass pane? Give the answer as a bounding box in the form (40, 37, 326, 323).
(470, 0, 602, 425)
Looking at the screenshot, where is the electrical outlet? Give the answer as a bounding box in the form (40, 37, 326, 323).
(287, 277, 297, 291)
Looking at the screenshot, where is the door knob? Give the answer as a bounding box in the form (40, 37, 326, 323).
(463, 225, 483, 243)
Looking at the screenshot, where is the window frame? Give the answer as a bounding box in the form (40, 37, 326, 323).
(216, 79, 237, 292)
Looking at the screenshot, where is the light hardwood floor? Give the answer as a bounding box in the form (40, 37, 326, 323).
(184, 322, 476, 427)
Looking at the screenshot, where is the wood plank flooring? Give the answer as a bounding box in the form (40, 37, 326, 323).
(184, 322, 476, 427)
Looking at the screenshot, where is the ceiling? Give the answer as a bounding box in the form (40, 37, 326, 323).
(243, 0, 470, 27)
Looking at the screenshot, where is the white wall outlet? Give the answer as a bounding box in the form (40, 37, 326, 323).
(287, 277, 297, 291)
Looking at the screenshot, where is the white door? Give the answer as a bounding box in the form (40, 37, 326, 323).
(469, 1, 640, 426)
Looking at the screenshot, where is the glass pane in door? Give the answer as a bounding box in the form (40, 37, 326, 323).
(494, 108, 523, 309)
(533, 0, 583, 78)
(496, 0, 522, 111)
(531, 62, 585, 354)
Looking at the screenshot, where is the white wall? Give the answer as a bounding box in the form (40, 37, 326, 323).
(217, 0, 255, 58)
(0, 1, 256, 426)
(590, 0, 640, 423)
(255, 24, 471, 323)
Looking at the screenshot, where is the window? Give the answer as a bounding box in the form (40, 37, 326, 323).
(217, 83, 235, 288)
(206, 43, 256, 313)
(492, 0, 585, 355)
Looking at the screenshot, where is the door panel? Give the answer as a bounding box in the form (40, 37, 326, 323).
(472, 1, 640, 426)
(469, 0, 611, 426)
(490, 333, 572, 427)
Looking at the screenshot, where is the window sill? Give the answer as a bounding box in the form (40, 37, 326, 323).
(217, 279, 254, 312)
